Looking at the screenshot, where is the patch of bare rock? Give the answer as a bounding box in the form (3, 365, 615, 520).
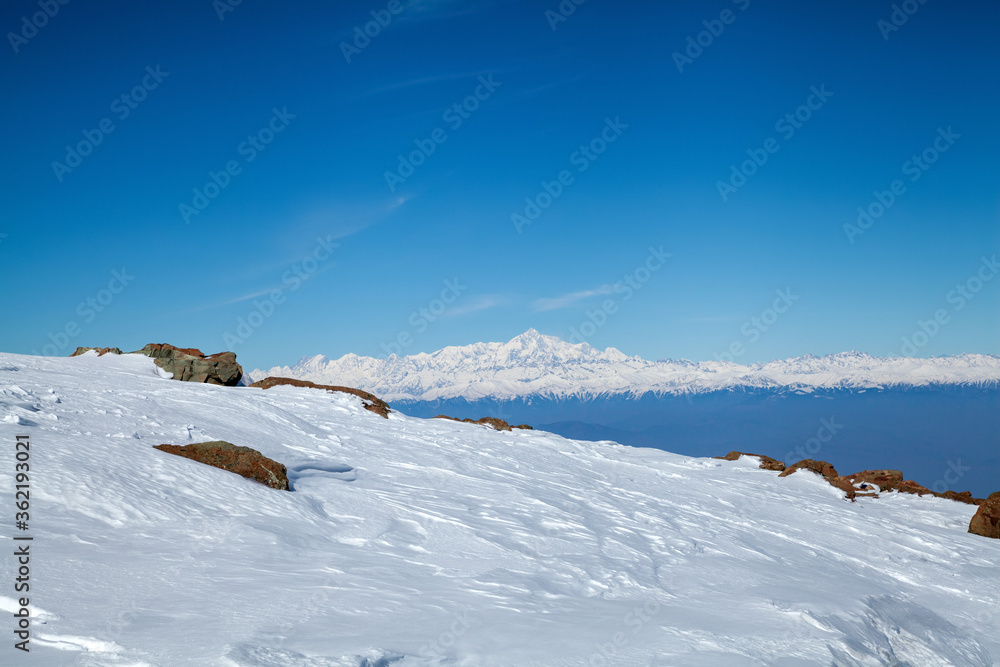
(434, 415, 533, 431)
(71, 343, 243, 386)
(715, 451, 786, 471)
(153, 441, 289, 490)
(716, 451, 996, 538)
(250, 376, 391, 418)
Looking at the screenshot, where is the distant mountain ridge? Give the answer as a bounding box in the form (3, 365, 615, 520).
(250, 329, 1000, 402)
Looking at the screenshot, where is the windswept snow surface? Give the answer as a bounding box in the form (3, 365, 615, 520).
(250, 330, 1000, 402)
(1, 351, 998, 666)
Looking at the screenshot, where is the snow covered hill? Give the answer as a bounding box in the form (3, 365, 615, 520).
(1, 351, 998, 665)
(249, 329, 1000, 402)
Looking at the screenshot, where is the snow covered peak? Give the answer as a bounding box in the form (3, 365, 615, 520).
(250, 332, 1000, 402)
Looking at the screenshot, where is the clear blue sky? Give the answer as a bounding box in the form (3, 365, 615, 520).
(1, 0, 998, 370)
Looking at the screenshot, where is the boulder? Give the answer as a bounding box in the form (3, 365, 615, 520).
(68, 344, 243, 386)
(154, 441, 289, 490)
(715, 451, 786, 472)
(779, 459, 840, 480)
(137, 344, 243, 386)
(250, 377, 390, 418)
(968, 492, 1000, 539)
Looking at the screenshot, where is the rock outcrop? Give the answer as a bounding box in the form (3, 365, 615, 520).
(968, 492, 1000, 539)
(137, 344, 243, 386)
(779, 459, 841, 480)
(70, 344, 243, 386)
(842, 471, 983, 505)
(153, 441, 289, 490)
(715, 451, 786, 471)
(842, 469, 904, 489)
(250, 376, 390, 418)
(71, 347, 123, 357)
(434, 415, 532, 431)
(720, 453, 987, 506)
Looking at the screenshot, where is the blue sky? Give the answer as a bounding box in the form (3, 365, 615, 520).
(1, 0, 998, 370)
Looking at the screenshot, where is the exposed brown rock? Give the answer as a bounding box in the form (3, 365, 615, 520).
(844, 473, 984, 505)
(251, 376, 390, 418)
(893, 479, 934, 496)
(137, 344, 243, 386)
(154, 441, 289, 490)
(720, 452, 988, 509)
(843, 469, 904, 490)
(969, 492, 1000, 538)
(940, 490, 982, 506)
(69, 344, 243, 386)
(70, 347, 123, 357)
(434, 415, 531, 431)
(715, 451, 786, 472)
(140, 343, 206, 358)
(779, 459, 840, 480)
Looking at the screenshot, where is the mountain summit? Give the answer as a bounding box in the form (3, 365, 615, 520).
(250, 331, 1000, 402)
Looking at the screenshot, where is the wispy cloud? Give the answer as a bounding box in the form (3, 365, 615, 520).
(184, 262, 340, 314)
(178, 196, 408, 316)
(443, 294, 507, 318)
(533, 285, 614, 312)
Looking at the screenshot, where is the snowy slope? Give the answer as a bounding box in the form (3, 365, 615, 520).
(249, 330, 1000, 402)
(1, 351, 998, 666)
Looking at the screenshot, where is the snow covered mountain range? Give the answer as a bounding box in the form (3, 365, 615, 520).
(250, 329, 1000, 402)
(1, 351, 998, 665)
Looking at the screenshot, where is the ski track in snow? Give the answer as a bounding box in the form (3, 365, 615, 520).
(0, 351, 998, 666)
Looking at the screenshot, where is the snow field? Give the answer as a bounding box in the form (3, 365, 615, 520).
(0, 351, 997, 666)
